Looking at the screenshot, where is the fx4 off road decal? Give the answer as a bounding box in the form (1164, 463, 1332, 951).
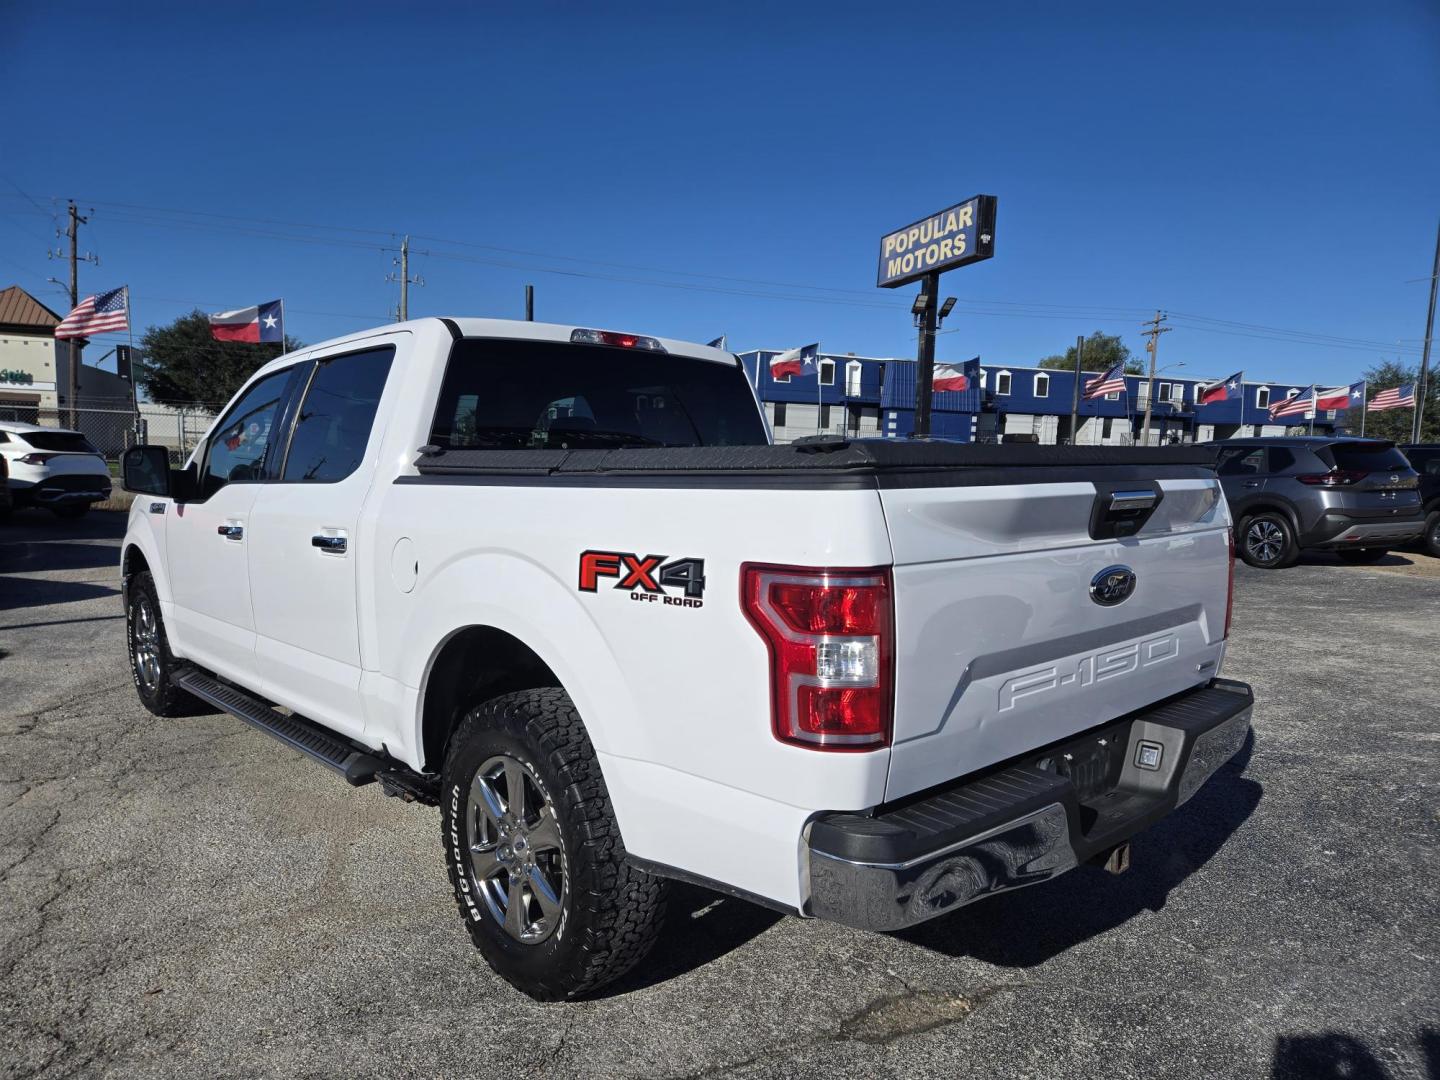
(578, 551, 706, 609)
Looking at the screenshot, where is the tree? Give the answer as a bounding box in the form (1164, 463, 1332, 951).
(136, 310, 302, 406)
(1039, 331, 1143, 375)
(1354, 359, 1439, 442)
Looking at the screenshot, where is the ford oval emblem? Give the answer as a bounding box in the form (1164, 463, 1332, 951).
(1090, 565, 1137, 606)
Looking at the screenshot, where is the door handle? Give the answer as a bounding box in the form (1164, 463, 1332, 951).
(1243, 480, 1261, 488)
(312, 535, 348, 554)
(217, 524, 244, 540)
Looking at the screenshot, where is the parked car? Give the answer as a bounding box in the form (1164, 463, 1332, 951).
(0, 450, 11, 520)
(119, 317, 1251, 1000)
(1211, 436, 1423, 568)
(1398, 444, 1440, 557)
(0, 421, 112, 518)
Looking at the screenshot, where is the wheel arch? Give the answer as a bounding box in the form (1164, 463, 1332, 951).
(1235, 499, 1301, 535)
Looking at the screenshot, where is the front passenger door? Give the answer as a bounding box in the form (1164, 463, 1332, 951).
(165, 367, 299, 681)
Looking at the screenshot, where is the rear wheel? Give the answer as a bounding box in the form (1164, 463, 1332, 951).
(1239, 512, 1298, 569)
(1423, 511, 1440, 559)
(1337, 548, 1388, 564)
(441, 688, 667, 1000)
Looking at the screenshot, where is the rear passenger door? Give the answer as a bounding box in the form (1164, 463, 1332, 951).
(1215, 446, 1270, 513)
(246, 340, 398, 737)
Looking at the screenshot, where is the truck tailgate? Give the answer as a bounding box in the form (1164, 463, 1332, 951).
(882, 476, 1230, 802)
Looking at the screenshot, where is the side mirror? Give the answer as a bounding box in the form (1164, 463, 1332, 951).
(121, 445, 195, 500)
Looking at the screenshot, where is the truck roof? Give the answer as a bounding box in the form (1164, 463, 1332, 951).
(250, 317, 739, 381)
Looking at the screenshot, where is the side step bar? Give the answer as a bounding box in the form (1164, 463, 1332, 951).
(175, 668, 387, 786)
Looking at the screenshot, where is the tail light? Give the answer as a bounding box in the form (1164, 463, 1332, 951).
(1224, 528, 1235, 639)
(1297, 470, 1366, 486)
(570, 328, 666, 352)
(17, 452, 57, 465)
(741, 564, 893, 751)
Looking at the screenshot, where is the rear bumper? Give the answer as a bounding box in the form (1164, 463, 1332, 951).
(805, 679, 1253, 932)
(9, 475, 111, 506)
(1302, 512, 1424, 548)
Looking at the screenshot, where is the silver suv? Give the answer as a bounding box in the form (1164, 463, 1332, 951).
(1212, 436, 1424, 568)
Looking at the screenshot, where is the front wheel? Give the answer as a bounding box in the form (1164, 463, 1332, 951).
(126, 571, 203, 717)
(441, 688, 667, 1000)
(1238, 512, 1298, 569)
(1337, 547, 1388, 564)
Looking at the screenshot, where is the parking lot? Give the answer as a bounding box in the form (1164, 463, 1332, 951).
(2, 509, 1436, 1080)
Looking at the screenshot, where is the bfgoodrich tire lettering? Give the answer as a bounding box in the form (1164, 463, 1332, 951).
(441, 687, 667, 1000)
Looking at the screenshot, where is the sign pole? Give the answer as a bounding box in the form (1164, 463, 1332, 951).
(913, 271, 939, 439)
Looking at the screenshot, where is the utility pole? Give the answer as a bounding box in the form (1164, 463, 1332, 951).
(388, 235, 424, 321)
(1139, 311, 1171, 446)
(1414, 217, 1439, 443)
(912, 271, 940, 439)
(49, 200, 97, 428)
(1069, 334, 1083, 444)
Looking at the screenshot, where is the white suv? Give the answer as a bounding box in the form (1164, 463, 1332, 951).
(0, 421, 112, 518)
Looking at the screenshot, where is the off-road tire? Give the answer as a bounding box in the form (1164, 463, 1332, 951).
(1337, 547, 1388, 564)
(441, 688, 667, 1000)
(125, 570, 203, 717)
(1238, 512, 1299, 569)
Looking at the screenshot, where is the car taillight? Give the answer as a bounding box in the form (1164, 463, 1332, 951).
(1296, 469, 1366, 486)
(17, 452, 57, 465)
(1225, 528, 1235, 639)
(741, 564, 893, 751)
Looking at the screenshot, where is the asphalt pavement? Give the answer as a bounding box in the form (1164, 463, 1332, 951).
(1, 509, 1436, 1080)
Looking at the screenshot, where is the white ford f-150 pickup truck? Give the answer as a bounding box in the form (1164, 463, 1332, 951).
(119, 318, 1253, 999)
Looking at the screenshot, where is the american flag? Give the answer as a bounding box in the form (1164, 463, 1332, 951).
(1368, 383, 1415, 412)
(1083, 361, 1127, 399)
(1268, 387, 1316, 419)
(55, 286, 129, 339)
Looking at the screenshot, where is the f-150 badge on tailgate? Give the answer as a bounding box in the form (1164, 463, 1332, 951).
(578, 551, 706, 608)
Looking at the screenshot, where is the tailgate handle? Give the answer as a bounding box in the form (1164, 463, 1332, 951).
(1109, 490, 1156, 512)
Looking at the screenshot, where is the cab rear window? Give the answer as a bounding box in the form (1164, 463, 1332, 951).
(21, 431, 99, 453)
(429, 338, 767, 450)
(1323, 443, 1412, 472)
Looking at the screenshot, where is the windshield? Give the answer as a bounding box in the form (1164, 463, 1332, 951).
(21, 431, 99, 454)
(429, 339, 767, 451)
(1323, 443, 1413, 472)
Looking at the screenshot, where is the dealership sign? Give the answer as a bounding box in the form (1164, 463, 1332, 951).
(876, 194, 997, 288)
(1, 369, 55, 392)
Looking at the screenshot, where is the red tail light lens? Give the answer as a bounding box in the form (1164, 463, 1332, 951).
(741, 564, 893, 751)
(1297, 470, 1366, 486)
(1224, 528, 1235, 639)
(17, 452, 58, 465)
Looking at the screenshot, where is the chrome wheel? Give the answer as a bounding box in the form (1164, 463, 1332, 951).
(131, 593, 162, 692)
(465, 755, 567, 944)
(1245, 519, 1285, 565)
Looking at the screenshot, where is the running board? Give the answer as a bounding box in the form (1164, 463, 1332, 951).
(175, 668, 386, 786)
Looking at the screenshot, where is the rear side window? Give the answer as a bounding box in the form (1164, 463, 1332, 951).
(1217, 448, 1266, 476)
(1323, 443, 1412, 472)
(20, 431, 98, 453)
(429, 339, 767, 450)
(282, 346, 395, 482)
(1267, 448, 1297, 472)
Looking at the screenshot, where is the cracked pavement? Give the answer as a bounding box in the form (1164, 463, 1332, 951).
(1, 510, 1436, 1079)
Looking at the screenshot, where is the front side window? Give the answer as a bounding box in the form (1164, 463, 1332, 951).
(282, 346, 395, 483)
(201, 369, 292, 498)
(430, 339, 768, 450)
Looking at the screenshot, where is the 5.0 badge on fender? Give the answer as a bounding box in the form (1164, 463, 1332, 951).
(578, 550, 707, 608)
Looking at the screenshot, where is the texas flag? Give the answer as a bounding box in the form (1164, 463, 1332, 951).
(1198, 370, 1244, 405)
(1314, 382, 1365, 411)
(209, 299, 284, 343)
(934, 357, 981, 393)
(770, 343, 819, 379)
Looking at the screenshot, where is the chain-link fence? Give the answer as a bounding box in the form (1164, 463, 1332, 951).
(0, 401, 221, 465)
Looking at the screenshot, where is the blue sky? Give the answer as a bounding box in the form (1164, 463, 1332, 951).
(2, 1, 1437, 385)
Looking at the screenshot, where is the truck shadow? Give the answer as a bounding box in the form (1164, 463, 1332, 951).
(1272, 1027, 1439, 1079)
(596, 882, 784, 996)
(895, 729, 1261, 968)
